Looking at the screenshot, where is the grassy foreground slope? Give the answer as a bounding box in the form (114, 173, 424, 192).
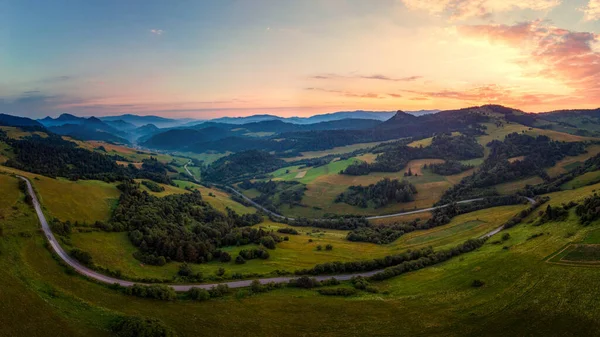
(3, 173, 600, 336)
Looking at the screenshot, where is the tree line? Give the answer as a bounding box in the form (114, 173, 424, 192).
(341, 133, 484, 176)
(335, 178, 417, 208)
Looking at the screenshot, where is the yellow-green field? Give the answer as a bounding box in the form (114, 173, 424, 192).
(69, 204, 526, 280)
(0, 126, 48, 139)
(273, 160, 472, 218)
(546, 144, 600, 177)
(561, 171, 600, 190)
(283, 138, 404, 162)
(5, 167, 600, 336)
(0, 165, 120, 223)
(174, 180, 255, 214)
(408, 132, 461, 148)
(495, 176, 544, 195)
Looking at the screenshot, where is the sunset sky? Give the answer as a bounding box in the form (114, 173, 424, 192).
(1, 0, 600, 118)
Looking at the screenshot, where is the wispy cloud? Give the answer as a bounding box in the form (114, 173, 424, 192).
(404, 84, 565, 105)
(310, 73, 422, 82)
(305, 87, 386, 99)
(150, 29, 164, 36)
(400, 0, 561, 20)
(581, 0, 600, 21)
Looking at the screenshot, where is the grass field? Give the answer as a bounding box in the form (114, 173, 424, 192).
(69, 204, 526, 280)
(495, 176, 544, 195)
(0, 165, 120, 223)
(264, 158, 360, 185)
(5, 171, 600, 335)
(0, 126, 48, 139)
(174, 180, 255, 214)
(546, 144, 600, 177)
(277, 160, 473, 218)
(561, 170, 600, 190)
(283, 138, 404, 162)
(408, 132, 461, 148)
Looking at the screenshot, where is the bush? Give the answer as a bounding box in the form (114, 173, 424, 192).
(325, 244, 333, 251)
(208, 284, 230, 298)
(110, 316, 177, 337)
(471, 279, 485, 288)
(277, 227, 299, 235)
(317, 288, 358, 296)
(219, 252, 232, 263)
(70, 248, 93, 266)
(291, 276, 320, 289)
(260, 236, 276, 249)
(235, 255, 246, 264)
(187, 287, 210, 301)
(178, 263, 192, 277)
(126, 284, 176, 301)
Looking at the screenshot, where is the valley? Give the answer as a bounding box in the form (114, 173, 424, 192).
(2, 105, 600, 336)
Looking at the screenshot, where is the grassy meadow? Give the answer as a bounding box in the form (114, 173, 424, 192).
(3, 171, 600, 336)
(68, 204, 526, 280)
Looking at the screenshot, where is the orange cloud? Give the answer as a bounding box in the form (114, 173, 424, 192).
(404, 84, 565, 106)
(458, 21, 600, 104)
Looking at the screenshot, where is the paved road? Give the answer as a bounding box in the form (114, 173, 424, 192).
(20, 169, 535, 292)
(17, 175, 435, 291)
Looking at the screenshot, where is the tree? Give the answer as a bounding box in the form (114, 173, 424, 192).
(260, 236, 276, 249)
(325, 244, 333, 251)
(220, 252, 232, 263)
(235, 255, 246, 264)
(178, 263, 192, 277)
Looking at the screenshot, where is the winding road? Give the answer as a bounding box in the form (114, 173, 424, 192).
(19, 172, 533, 292)
(184, 162, 500, 222)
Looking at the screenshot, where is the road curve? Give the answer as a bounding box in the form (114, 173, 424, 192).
(20, 170, 532, 292)
(16, 175, 454, 291)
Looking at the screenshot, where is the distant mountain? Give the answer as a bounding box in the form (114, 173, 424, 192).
(46, 117, 130, 144)
(104, 119, 137, 132)
(38, 113, 86, 127)
(142, 118, 382, 151)
(142, 127, 228, 150)
(0, 114, 44, 128)
(202, 110, 438, 125)
(48, 124, 129, 144)
(99, 114, 198, 128)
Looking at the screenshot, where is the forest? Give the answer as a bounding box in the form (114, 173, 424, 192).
(335, 178, 417, 208)
(202, 150, 286, 183)
(426, 160, 474, 175)
(2, 132, 173, 184)
(239, 180, 306, 211)
(346, 195, 526, 244)
(341, 133, 484, 175)
(440, 133, 586, 203)
(103, 181, 270, 265)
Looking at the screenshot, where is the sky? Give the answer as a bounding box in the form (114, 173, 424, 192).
(1, 0, 600, 119)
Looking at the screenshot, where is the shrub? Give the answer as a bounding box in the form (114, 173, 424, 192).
(187, 287, 210, 301)
(471, 279, 485, 288)
(70, 248, 93, 266)
(110, 316, 177, 337)
(291, 276, 319, 289)
(325, 244, 333, 251)
(318, 288, 358, 296)
(219, 252, 232, 263)
(235, 255, 246, 264)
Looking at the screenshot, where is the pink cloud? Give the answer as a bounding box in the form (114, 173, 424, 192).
(458, 21, 600, 103)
